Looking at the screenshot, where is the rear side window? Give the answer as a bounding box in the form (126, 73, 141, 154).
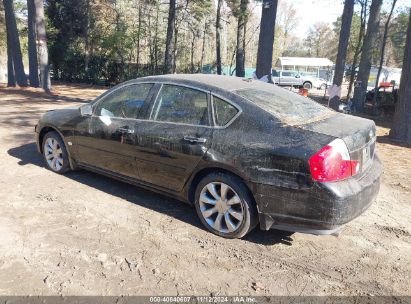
(150, 85, 209, 126)
(234, 87, 334, 125)
(212, 96, 239, 126)
(96, 84, 152, 119)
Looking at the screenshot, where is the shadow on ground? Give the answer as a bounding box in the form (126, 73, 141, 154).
(0, 86, 97, 104)
(377, 135, 410, 148)
(8, 142, 294, 246)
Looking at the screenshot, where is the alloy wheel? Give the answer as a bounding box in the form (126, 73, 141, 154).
(199, 182, 244, 233)
(44, 137, 64, 171)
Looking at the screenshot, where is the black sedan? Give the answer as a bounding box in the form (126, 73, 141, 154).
(35, 74, 382, 238)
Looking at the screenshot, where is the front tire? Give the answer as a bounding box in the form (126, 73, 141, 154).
(42, 131, 70, 174)
(194, 172, 258, 239)
(303, 81, 312, 89)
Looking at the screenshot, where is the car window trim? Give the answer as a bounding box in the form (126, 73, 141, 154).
(92, 82, 155, 118)
(148, 83, 212, 128)
(89, 80, 241, 129)
(211, 93, 242, 129)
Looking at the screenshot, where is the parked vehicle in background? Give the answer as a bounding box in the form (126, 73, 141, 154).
(35, 74, 381, 239)
(365, 83, 398, 116)
(271, 69, 328, 90)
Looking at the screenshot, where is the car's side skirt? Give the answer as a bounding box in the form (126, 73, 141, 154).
(76, 163, 189, 204)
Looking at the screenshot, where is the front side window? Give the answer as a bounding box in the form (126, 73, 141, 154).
(95, 83, 153, 119)
(212, 96, 239, 127)
(150, 85, 209, 126)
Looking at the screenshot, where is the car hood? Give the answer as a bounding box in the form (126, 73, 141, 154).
(40, 106, 82, 126)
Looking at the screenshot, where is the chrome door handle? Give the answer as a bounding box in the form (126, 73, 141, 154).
(183, 136, 207, 144)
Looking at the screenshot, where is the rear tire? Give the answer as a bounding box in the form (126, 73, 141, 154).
(42, 131, 70, 174)
(194, 172, 258, 239)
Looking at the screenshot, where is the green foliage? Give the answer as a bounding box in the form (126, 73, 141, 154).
(304, 22, 337, 60)
(0, 4, 5, 52)
(333, 12, 363, 64)
(51, 50, 158, 84)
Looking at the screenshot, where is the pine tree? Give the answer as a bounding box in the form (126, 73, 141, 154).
(3, 0, 28, 87)
(329, 0, 354, 110)
(353, 0, 383, 112)
(255, 0, 278, 81)
(390, 9, 411, 145)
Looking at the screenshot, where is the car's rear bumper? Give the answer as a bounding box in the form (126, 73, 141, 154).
(255, 155, 382, 235)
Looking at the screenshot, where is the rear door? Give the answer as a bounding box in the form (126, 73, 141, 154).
(74, 83, 154, 178)
(133, 84, 213, 192)
(280, 71, 294, 86)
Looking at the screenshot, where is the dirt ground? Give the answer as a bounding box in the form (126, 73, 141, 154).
(0, 83, 410, 296)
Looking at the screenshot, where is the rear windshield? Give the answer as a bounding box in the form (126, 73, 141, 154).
(234, 87, 334, 125)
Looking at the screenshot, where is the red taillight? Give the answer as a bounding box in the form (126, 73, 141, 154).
(309, 139, 359, 182)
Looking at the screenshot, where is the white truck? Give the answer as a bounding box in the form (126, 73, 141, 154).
(271, 69, 328, 90)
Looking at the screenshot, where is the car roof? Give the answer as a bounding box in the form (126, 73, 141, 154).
(133, 74, 276, 93)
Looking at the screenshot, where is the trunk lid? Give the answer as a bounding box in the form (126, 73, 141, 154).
(301, 113, 376, 175)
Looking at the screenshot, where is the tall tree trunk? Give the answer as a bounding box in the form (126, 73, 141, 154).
(229, 48, 236, 75)
(153, 1, 160, 74)
(147, 5, 154, 73)
(329, 0, 354, 110)
(372, 0, 397, 108)
(84, 0, 90, 77)
(6, 33, 15, 87)
(215, 0, 223, 75)
(390, 9, 411, 145)
(27, 0, 39, 87)
(164, 0, 176, 74)
(255, 0, 278, 81)
(235, 0, 248, 77)
(199, 20, 207, 73)
(3, 0, 28, 87)
(190, 33, 196, 73)
(347, 0, 367, 100)
(34, 0, 51, 91)
(353, 0, 383, 112)
(136, 2, 142, 73)
(173, 26, 178, 73)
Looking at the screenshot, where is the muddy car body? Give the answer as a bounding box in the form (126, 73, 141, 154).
(35, 74, 382, 238)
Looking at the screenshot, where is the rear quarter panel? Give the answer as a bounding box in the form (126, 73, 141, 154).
(207, 100, 336, 191)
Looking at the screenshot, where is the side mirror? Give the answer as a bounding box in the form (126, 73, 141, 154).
(295, 75, 300, 78)
(80, 104, 93, 117)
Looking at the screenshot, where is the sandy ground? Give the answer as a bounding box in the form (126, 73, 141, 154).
(0, 83, 410, 296)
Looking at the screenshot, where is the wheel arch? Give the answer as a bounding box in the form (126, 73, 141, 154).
(38, 125, 77, 169)
(186, 165, 256, 206)
(39, 126, 62, 153)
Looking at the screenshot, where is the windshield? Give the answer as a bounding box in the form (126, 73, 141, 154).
(234, 87, 335, 126)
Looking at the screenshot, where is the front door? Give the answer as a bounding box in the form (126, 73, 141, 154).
(133, 84, 213, 192)
(281, 71, 297, 86)
(74, 83, 154, 178)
